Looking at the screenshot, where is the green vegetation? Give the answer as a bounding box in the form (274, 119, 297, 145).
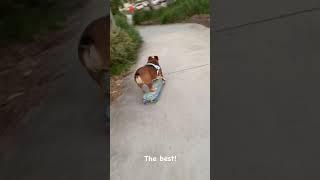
(111, 14, 142, 75)
(0, 0, 84, 46)
(110, 0, 122, 14)
(134, 0, 209, 24)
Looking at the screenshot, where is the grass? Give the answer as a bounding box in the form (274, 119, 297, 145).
(134, 0, 209, 25)
(110, 14, 142, 75)
(0, 0, 85, 46)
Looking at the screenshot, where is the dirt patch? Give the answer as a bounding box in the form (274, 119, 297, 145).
(139, 20, 162, 25)
(110, 69, 136, 103)
(183, 14, 210, 28)
(110, 75, 124, 103)
(0, 35, 67, 135)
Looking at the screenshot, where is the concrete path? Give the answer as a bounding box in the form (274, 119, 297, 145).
(111, 24, 210, 180)
(0, 1, 108, 179)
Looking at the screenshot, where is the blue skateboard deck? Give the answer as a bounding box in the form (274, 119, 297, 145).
(143, 78, 165, 104)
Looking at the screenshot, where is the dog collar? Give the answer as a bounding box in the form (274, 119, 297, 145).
(146, 63, 161, 70)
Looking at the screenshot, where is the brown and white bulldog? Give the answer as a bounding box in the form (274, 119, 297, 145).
(134, 56, 165, 92)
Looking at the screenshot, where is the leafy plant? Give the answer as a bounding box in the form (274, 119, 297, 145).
(110, 14, 142, 75)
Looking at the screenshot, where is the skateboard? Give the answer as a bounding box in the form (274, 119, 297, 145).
(142, 78, 165, 104)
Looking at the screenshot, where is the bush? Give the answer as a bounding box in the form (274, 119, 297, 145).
(114, 14, 142, 47)
(134, 0, 209, 24)
(110, 27, 134, 75)
(110, 14, 142, 75)
(110, 0, 121, 14)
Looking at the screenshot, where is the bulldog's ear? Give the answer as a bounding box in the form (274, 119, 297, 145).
(154, 56, 159, 60)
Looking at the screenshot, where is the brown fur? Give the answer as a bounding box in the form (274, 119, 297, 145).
(134, 56, 164, 92)
(78, 16, 109, 100)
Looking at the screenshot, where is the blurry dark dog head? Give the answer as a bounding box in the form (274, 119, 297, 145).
(147, 56, 159, 65)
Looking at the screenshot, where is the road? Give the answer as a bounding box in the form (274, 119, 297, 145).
(110, 24, 210, 180)
(0, 0, 108, 179)
(213, 0, 320, 179)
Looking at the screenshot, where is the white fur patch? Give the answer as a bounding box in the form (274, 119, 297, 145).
(83, 45, 102, 72)
(135, 76, 143, 84)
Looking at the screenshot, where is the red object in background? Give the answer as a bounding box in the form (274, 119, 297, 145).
(129, 5, 135, 14)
